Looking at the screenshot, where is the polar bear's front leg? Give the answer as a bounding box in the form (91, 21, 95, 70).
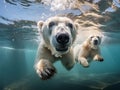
(61, 49, 76, 70)
(78, 57, 89, 67)
(61, 59, 75, 70)
(35, 59, 56, 80)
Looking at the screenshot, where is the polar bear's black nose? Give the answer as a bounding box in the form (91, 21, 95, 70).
(56, 33, 69, 45)
(94, 40, 98, 45)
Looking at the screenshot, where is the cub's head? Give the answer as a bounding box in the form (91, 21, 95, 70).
(87, 35, 102, 49)
(38, 16, 78, 56)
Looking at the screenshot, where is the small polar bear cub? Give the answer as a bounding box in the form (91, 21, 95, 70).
(74, 34, 104, 67)
(35, 16, 77, 80)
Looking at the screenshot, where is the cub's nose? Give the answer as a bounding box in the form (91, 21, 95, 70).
(94, 39, 98, 45)
(56, 33, 69, 45)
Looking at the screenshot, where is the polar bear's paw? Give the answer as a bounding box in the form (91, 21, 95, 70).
(35, 59, 56, 80)
(81, 60, 89, 68)
(78, 57, 89, 68)
(98, 57, 104, 62)
(93, 55, 104, 62)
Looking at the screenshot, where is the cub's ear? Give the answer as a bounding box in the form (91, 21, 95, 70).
(37, 21, 44, 33)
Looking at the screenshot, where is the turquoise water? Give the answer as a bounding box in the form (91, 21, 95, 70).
(0, 0, 120, 90)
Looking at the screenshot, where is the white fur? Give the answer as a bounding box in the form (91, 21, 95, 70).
(74, 35, 104, 67)
(35, 16, 77, 80)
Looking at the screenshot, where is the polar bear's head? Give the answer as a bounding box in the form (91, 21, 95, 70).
(38, 16, 77, 56)
(87, 35, 102, 49)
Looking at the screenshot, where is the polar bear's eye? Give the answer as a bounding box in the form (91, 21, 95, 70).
(97, 36, 101, 41)
(90, 36, 94, 39)
(97, 36, 100, 39)
(49, 21, 56, 28)
(66, 23, 73, 29)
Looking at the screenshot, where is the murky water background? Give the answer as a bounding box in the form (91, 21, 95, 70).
(0, 0, 120, 90)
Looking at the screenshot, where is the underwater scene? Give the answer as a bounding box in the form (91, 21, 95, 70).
(0, 0, 120, 90)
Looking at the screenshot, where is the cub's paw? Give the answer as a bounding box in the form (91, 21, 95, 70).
(93, 55, 104, 62)
(35, 60, 56, 80)
(98, 57, 104, 62)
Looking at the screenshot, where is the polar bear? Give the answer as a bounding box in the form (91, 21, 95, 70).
(74, 34, 104, 67)
(35, 16, 78, 80)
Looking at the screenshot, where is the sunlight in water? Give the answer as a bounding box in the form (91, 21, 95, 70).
(41, 0, 76, 11)
(0, 46, 34, 52)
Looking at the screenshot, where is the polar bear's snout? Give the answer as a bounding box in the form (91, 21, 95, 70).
(55, 32, 70, 52)
(93, 39, 99, 45)
(89, 35, 102, 49)
(92, 36, 101, 46)
(56, 32, 69, 45)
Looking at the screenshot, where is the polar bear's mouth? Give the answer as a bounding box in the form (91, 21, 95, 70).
(56, 45, 68, 52)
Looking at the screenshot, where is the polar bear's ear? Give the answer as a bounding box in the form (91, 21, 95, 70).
(37, 21, 44, 29)
(74, 23, 79, 29)
(74, 23, 79, 34)
(98, 35, 102, 44)
(37, 21, 44, 33)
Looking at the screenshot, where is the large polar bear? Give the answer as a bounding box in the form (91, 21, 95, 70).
(35, 16, 78, 80)
(74, 34, 104, 67)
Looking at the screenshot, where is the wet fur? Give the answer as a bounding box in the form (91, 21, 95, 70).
(74, 35, 104, 67)
(35, 16, 78, 80)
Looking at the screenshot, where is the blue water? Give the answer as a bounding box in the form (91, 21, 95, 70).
(0, 0, 120, 90)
